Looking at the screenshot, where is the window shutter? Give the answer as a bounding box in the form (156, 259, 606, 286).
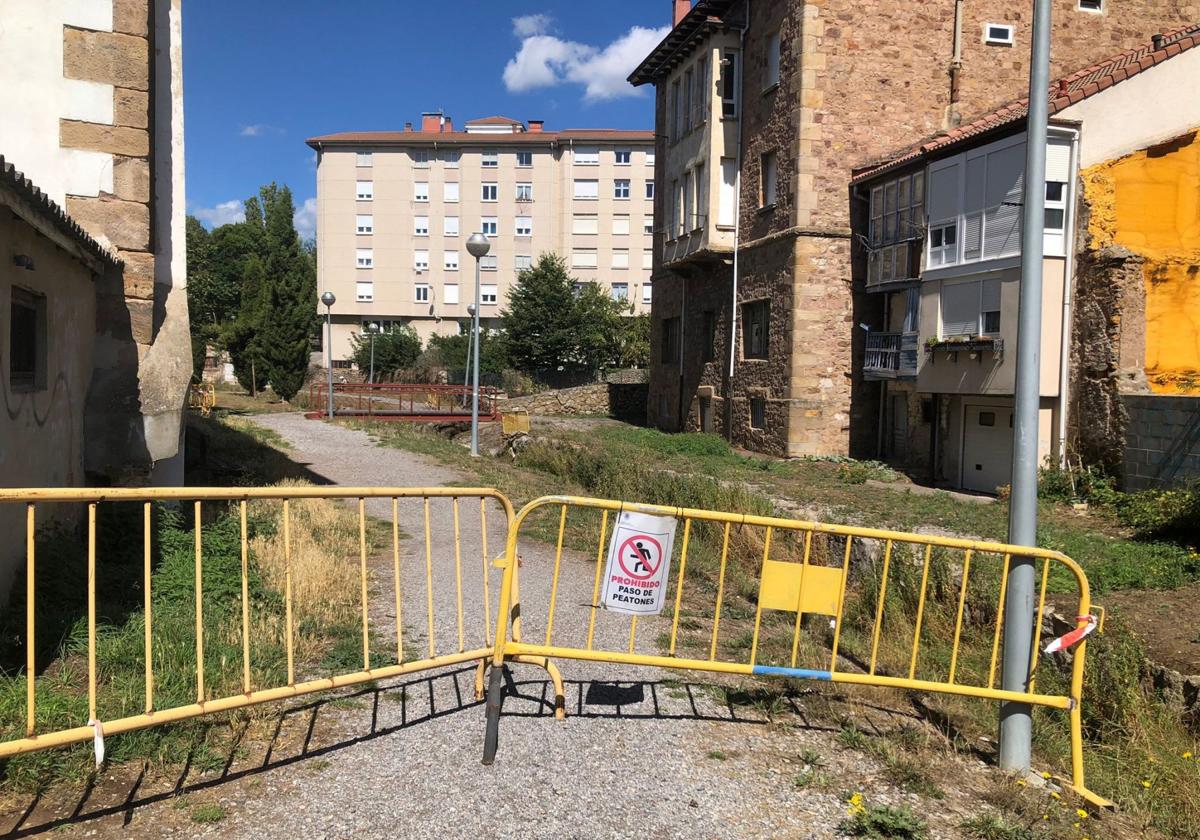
(982, 143, 1024, 259)
(981, 277, 1001, 312)
(927, 163, 959, 223)
(941, 280, 979, 337)
(963, 211, 983, 261)
(1045, 139, 1071, 183)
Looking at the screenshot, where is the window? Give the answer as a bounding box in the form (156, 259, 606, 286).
(719, 157, 738, 227)
(749, 396, 766, 430)
(940, 277, 1002, 337)
(412, 149, 429, 167)
(516, 150, 533, 167)
(615, 149, 631, 165)
(760, 152, 777, 207)
(615, 179, 630, 199)
(356, 151, 373, 167)
(442, 150, 460, 168)
(702, 311, 717, 362)
(612, 249, 629, 269)
(1078, 0, 1102, 11)
(642, 248, 652, 269)
(572, 249, 598, 268)
(574, 147, 599, 165)
(765, 31, 781, 89)
(356, 214, 373, 234)
(671, 179, 681, 235)
(444, 284, 460, 304)
(984, 23, 1014, 45)
(671, 80, 682, 140)
(515, 255, 533, 271)
(574, 179, 599, 200)
(613, 216, 630, 235)
(444, 216, 460, 236)
(444, 251, 459, 270)
(356, 280, 373, 302)
(9, 288, 45, 391)
(661, 317, 681, 361)
(1044, 181, 1066, 233)
(356, 248, 373, 268)
(414, 216, 429, 236)
(691, 57, 708, 127)
(480, 255, 498, 271)
(515, 216, 532, 236)
(415, 284, 431, 303)
(646, 150, 656, 166)
(721, 49, 739, 117)
(573, 215, 599, 235)
(611, 283, 629, 301)
(481, 217, 498, 236)
(867, 170, 923, 285)
(481, 285, 498, 304)
(693, 164, 706, 229)
(482, 183, 498, 202)
(444, 182, 460, 203)
(481, 150, 498, 167)
(643, 215, 654, 235)
(683, 68, 693, 134)
(414, 250, 429, 270)
(642, 283, 653, 304)
(928, 223, 957, 266)
(743, 300, 769, 359)
(645, 180, 655, 200)
(682, 174, 693, 231)
(414, 182, 429, 202)
(516, 182, 533, 201)
(356, 181, 373, 200)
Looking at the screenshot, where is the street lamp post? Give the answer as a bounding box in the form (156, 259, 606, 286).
(321, 291, 336, 419)
(366, 321, 379, 384)
(465, 233, 491, 457)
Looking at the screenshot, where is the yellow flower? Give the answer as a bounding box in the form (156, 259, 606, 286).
(1184, 751, 1194, 759)
(1141, 779, 1152, 789)
(1016, 778, 1027, 787)
(1050, 791, 1060, 800)
(1076, 809, 1088, 819)
(1074, 822, 1081, 829)
(1040, 771, 1051, 780)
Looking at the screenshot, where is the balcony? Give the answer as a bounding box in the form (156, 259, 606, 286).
(863, 331, 918, 380)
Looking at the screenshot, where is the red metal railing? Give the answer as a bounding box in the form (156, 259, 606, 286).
(306, 382, 501, 422)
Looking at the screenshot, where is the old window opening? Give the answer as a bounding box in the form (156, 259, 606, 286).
(742, 300, 769, 359)
(9, 288, 46, 392)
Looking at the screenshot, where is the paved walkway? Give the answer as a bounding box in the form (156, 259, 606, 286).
(4, 415, 984, 839)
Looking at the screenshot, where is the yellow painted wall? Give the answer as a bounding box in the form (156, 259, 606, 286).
(1082, 131, 1200, 393)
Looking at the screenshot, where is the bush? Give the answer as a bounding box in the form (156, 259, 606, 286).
(350, 325, 421, 380)
(841, 800, 928, 839)
(1115, 484, 1200, 542)
(1037, 462, 1120, 506)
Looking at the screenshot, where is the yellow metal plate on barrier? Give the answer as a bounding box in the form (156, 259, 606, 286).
(502, 412, 531, 435)
(757, 560, 843, 616)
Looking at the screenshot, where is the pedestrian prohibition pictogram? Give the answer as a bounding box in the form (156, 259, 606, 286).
(600, 511, 678, 616)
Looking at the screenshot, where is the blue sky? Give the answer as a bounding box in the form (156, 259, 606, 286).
(183, 0, 673, 238)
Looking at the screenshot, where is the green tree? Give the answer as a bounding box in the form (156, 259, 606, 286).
(350, 325, 422, 380)
(426, 329, 509, 376)
(223, 255, 269, 394)
(615, 313, 650, 368)
(256, 184, 317, 401)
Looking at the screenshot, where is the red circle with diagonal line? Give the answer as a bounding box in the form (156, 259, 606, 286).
(617, 535, 663, 580)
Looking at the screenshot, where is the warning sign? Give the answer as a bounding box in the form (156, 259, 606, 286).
(599, 511, 678, 616)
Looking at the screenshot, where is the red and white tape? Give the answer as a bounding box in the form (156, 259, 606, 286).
(1044, 615, 1098, 655)
(88, 718, 105, 767)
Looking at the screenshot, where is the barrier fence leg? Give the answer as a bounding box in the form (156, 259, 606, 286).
(482, 663, 505, 765)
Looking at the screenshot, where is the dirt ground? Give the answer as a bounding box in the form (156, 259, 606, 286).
(1106, 583, 1200, 675)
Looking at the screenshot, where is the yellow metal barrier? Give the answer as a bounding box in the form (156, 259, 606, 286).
(483, 495, 1109, 807)
(0, 485, 558, 760)
(188, 382, 216, 417)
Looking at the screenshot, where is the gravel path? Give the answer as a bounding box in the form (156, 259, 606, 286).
(6, 414, 989, 839)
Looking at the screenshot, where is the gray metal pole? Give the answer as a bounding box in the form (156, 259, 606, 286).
(470, 259, 482, 457)
(1000, 0, 1051, 774)
(369, 331, 375, 384)
(326, 307, 335, 420)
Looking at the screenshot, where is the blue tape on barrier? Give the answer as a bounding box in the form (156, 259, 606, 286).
(752, 665, 833, 681)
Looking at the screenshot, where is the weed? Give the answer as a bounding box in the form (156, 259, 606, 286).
(799, 747, 823, 767)
(306, 759, 332, 772)
(190, 803, 226, 824)
(960, 813, 1036, 840)
(707, 749, 727, 760)
(837, 725, 866, 750)
(841, 801, 928, 839)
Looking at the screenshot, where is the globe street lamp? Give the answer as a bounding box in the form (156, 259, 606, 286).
(465, 233, 491, 457)
(320, 291, 336, 419)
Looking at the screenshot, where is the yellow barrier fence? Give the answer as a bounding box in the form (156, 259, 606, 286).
(0, 485, 561, 760)
(188, 382, 216, 417)
(483, 495, 1109, 807)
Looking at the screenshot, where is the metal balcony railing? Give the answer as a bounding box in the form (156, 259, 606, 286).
(864, 331, 919, 379)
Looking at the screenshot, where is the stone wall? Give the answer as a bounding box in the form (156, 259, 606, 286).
(500, 374, 649, 424)
(1122, 395, 1200, 490)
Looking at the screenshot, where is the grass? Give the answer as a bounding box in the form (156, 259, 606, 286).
(353, 416, 1200, 837)
(190, 802, 226, 824)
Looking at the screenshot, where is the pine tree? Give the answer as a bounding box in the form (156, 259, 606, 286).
(500, 254, 585, 373)
(257, 185, 316, 402)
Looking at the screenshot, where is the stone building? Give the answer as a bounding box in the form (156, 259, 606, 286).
(631, 0, 1198, 457)
(851, 26, 1200, 492)
(0, 1, 190, 599)
(307, 114, 654, 365)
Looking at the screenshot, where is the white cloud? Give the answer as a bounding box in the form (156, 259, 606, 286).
(503, 24, 669, 102)
(512, 13, 552, 38)
(192, 200, 245, 228)
(240, 124, 283, 138)
(294, 197, 317, 240)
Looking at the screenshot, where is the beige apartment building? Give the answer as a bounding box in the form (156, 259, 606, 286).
(307, 113, 655, 365)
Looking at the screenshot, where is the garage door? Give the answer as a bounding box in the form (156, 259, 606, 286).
(962, 404, 1013, 494)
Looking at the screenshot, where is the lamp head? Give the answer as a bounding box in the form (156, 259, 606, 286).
(466, 233, 491, 259)
(321, 291, 336, 308)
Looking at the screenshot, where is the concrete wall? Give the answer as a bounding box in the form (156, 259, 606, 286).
(1122, 395, 1200, 490)
(0, 211, 97, 604)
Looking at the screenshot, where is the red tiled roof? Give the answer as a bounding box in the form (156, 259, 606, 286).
(306, 128, 653, 148)
(464, 115, 523, 125)
(852, 23, 1200, 183)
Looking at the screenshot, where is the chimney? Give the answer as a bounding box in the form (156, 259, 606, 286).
(421, 112, 442, 132)
(1151, 32, 1165, 50)
(405, 121, 413, 132)
(528, 119, 544, 133)
(673, 0, 690, 25)
(444, 117, 454, 133)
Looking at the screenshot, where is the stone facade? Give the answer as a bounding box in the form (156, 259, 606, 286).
(639, 0, 1198, 458)
(500, 372, 650, 425)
